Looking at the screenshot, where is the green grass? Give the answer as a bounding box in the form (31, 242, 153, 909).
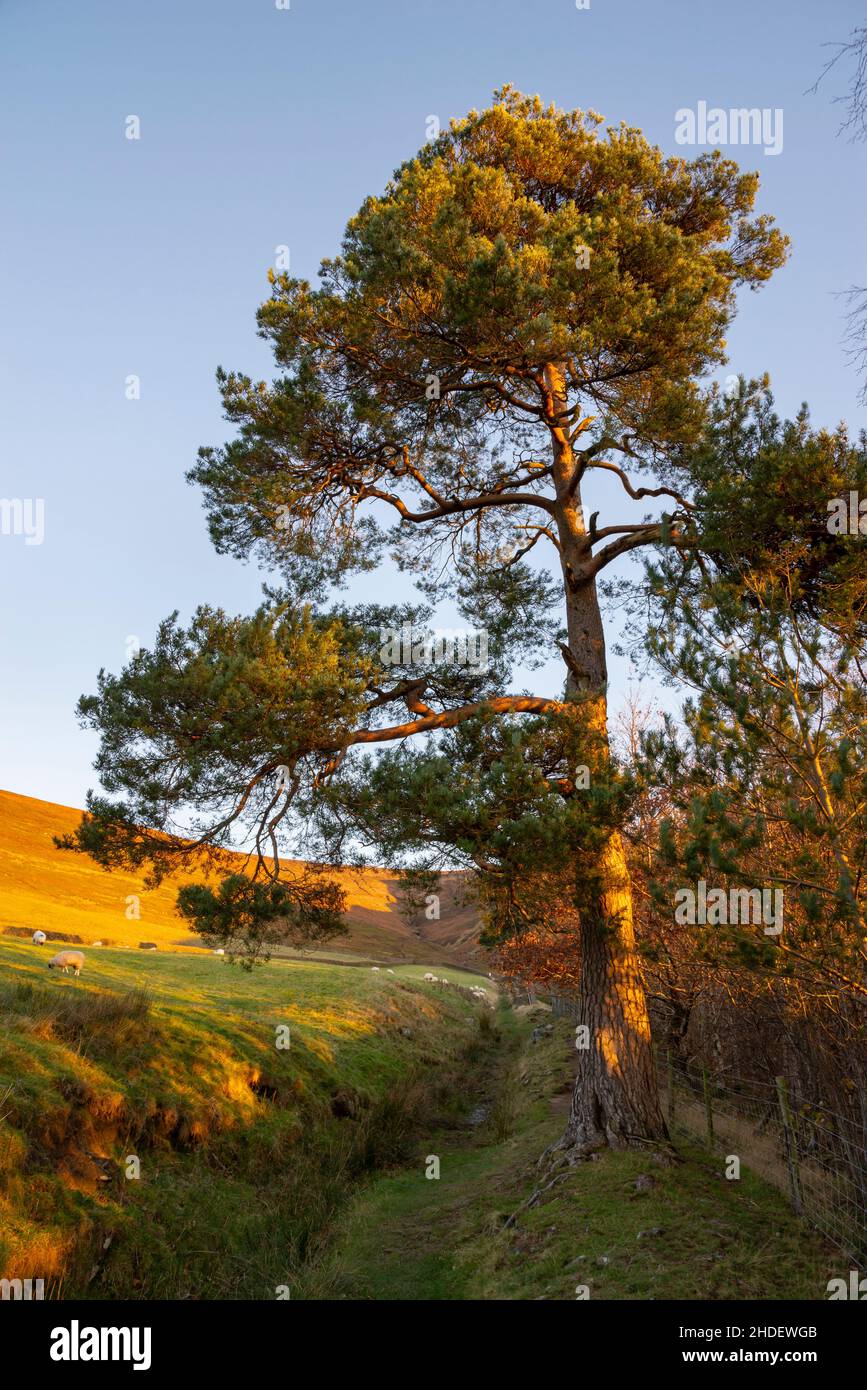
(0, 938, 485, 1298)
(0, 941, 839, 1301)
(299, 1011, 840, 1301)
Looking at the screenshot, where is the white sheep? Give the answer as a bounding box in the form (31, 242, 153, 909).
(423, 972, 438, 982)
(32, 930, 47, 946)
(371, 966, 380, 972)
(213, 948, 225, 955)
(386, 968, 395, 974)
(48, 950, 85, 976)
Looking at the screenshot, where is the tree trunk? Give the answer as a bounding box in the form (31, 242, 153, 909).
(565, 828, 670, 1149)
(543, 362, 669, 1153)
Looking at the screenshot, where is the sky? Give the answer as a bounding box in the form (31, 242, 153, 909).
(1, 0, 865, 810)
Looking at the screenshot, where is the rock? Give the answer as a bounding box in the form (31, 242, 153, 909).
(637, 1227, 664, 1240)
(330, 1087, 361, 1119)
(634, 1173, 654, 1192)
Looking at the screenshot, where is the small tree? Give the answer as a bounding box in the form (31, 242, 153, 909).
(642, 386, 867, 997)
(177, 870, 347, 967)
(64, 89, 786, 1153)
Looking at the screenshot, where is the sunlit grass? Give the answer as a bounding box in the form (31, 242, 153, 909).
(299, 1017, 840, 1302)
(0, 937, 482, 1296)
(0, 788, 439, 957)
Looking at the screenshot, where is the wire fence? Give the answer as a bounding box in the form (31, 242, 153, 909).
(528, 987, 867, 1266)
(658, 1052, 867, 1269)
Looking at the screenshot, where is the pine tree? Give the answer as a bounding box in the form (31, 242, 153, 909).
(642, 385, 867, 998)
(62, 89, 786, 1152)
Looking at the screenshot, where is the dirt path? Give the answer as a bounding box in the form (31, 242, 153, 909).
(298, 1008, 543, 1299)
(294, 1012, 838, 1302)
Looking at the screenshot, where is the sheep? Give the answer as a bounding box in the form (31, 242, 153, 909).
(386, 968, 395, 974)
(423, 972, 438, 983)
(32, 930, 47, 946)
(371, 966, 380, 972)
(213, 948, 225, 956)
(48, 950, 85, 976)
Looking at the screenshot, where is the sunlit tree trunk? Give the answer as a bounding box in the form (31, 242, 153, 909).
(566, 822, 670, 1148)
(546, 363, 669, 1151)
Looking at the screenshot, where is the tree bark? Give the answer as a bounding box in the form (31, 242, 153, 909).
(565, 829, 670, 1148)
(543, 362, 670, 1153)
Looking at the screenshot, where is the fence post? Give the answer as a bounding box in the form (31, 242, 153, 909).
(702, 1067, 714, 1148)
(775, 1076, 803, 1215)
(667, 1049, 675, 1127)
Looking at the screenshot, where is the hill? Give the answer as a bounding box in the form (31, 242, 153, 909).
(0, 788, 484, 967)
(0, 936, 490, 1293)
(0, 935, 835, 1301)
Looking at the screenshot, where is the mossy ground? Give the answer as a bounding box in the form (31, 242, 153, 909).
(0, 938, 487, 1297)
(299, 1010, 839, 1301)
(0, 940, 837, 1300)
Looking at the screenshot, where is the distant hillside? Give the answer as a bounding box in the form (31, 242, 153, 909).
(0, 789, 485, 967)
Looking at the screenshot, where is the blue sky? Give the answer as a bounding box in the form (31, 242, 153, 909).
(1, 0, 865, 809)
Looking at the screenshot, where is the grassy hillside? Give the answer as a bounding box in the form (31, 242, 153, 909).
(0, 934, 837, 1301)
(0, 788, 483, 966)
(299, 1012, 839, 1301)
(0, 937, 493, 1297)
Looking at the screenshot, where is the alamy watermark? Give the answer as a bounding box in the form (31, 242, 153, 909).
(1, 1277, 44, 1299)
(675, 101, 783, 156)
(0, 498, 44, 545)
(49, 1321, 151, 1370)
(379, 623, 488, 671)
(827, 492, 867, 535)
(674, 879, 783, 935)
(827, 1270, 867, 1299)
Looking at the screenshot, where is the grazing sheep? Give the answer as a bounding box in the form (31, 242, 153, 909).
(92, 940, 103, 947)
(386, 968, 395, 974)
(371, 966, 380, 972)
(48, 950, 85, 976)
(423, 972, 438, 983)
(32, 930, 47, 946)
